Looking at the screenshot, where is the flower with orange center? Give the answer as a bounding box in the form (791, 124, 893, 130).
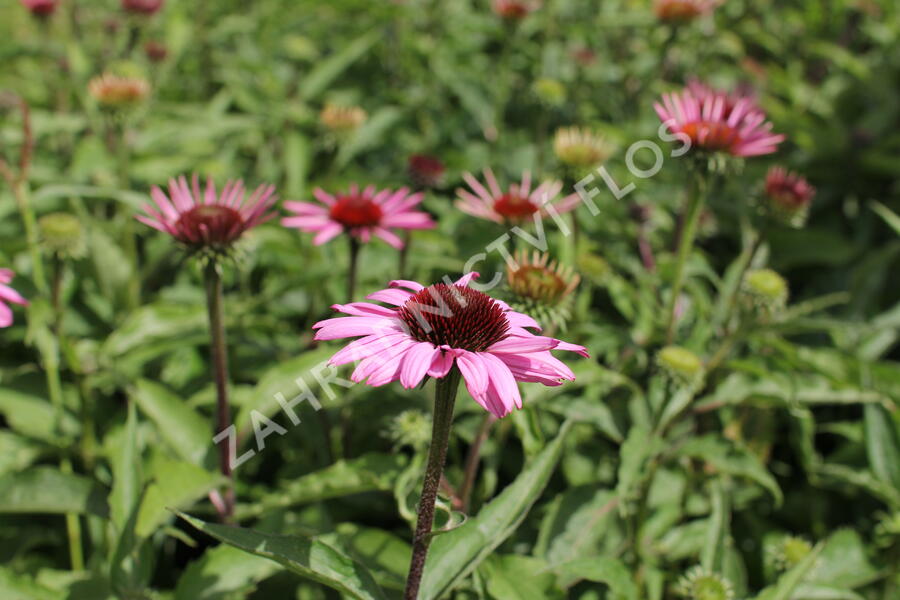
(764, 166, 815, 227)
(654, 0, 718, 23)
(88, 73, 150, 108)
(457, 168, 580, 224)
(283, 184, 435, 248)
(20, 0, 58, 17)
(655, 82, 784, 157)
(319, 104, 367, 133)
(136, 175, 277, 254)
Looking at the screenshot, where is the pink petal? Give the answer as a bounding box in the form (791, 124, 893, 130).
(400, 342, 439, 388)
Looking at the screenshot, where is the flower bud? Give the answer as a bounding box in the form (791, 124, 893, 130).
(764, 166, 815, 228)
(675, 567, 735, 600)
(742, 268, 789, 316)
(39, 212, 86, 259)
(657, 345, 703, 383)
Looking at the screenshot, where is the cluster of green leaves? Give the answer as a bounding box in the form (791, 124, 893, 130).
(0, 0, 898, 599)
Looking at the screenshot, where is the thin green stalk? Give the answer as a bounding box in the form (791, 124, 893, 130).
(404, 368, 462, 600)
(204, 260, 235, 520)
(347, 236, 361, 302)
(60, 458, 84, 571)
(14, 181, 48, 293)
(665, 173, 705, 343)
(458, 413, 497, 513)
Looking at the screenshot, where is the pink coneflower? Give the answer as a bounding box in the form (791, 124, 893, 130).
(764, 166, 815, 227)
(144, 40, 168, 62)
(314, 272, 588, 419)
(457, 168, 580, 224)
(407, 155, 445, 190)
(654, 0, 718, 23)
(20, 0, 58, 16)
(655, 83, 784, 157)
(137, 175, 277, 253)
(283, 185, 435, 249)
(122, 0, 164, 14)
(0, 270, 28, 328)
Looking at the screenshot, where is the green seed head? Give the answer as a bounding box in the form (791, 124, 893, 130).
(742, 268, 789, 317)
(676, 567, 735, 600)
(39, 212, 86, 259)
(658, 345, 703, 382)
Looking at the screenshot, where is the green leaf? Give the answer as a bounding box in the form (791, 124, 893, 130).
(753, 543, 823, 600)
(553, 557, 639, 600)
(0, 388, 78, 443)
(418, 421, 573, 600)
(136, 459, 219, 537)
(478, 555, 562, 600)
(806, 529, 880, 589)
(131, 379, 210, 465)
(175, 545, 282, 600)
(616, 425, 662, 504)
(535, 486, 618, 566)
(299, 32, 379, 100)
(0, 431, 42, 476)
(700, 480, 730, 573)
(324, 524, 411, 591)
(109, 401, 141, 532)
(103, 302, 207, 360)
(177, 512, 387, 600)
(863, 404, 900, 489)
(676, 434, 783, 505)
(336, 107, 403, 168)
(0, 467, 108, 517)
(0, 567, 58, 600)
(237, 453, 407, 519)
(871, 200, 900, 236)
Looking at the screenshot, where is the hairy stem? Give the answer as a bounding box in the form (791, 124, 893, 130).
(204, 260, 234, 520)
(347, 236, 360, 302)
(404, 368, 461, 600)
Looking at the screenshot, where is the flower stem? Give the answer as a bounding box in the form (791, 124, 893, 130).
(458, 412, 497, 513)
(347, 236, 361, 302)
(13, 181, 48, 293)
(665, 173, 705, 344)
(203, 260, 234, 520)
(404, 367, 462, 600)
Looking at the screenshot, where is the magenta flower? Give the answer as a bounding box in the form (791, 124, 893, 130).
(313, 272, 588, 419)
(765, 166, 815, 226)
(655, 83, 784, 157)
(0, 270, 28, 328)
(137, 175, 277, 253)
(282, 184, 435, 249)
(457, 168, 580, 224)
(20, 0, 58, 16)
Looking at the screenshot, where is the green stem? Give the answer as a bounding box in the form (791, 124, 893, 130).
(458, 413, 496, 513)
(665, 173, 705, 344)
(204, 260, 234, 520)
(398, 230, 412, 279)
(14, 181, 48, 293)
(404, 368, 462, 600)
(347, 236, 360, 302)
(60, 458, 84, 570)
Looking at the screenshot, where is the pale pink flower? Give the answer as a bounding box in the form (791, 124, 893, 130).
(655, 83, 784, 157)
(282, 184, 435, 249)
(0, 270, 28, 328)
(456, 168, 581, 224)
(137, 175, 277, 252)
(313, 272, 588, 419)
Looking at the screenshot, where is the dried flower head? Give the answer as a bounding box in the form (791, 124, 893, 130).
(407, 155, 446, 190)
(506, 251, 580, 331)
(492, 0, 540, 20)
(554, 126, 614, 169)
(122, 0, 164, 14)
(654, 0, 718, 23)
(88, 73, 150, 108)
(764, 166, 815, 227)
(137, 175, 277, 257)
(675, 567, 735, 600)
(319, 104, 367, 133)
(20, 0, 59, 17)
(39, 212, 86, 259)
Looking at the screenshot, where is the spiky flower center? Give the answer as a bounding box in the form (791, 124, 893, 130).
(398, 284, 510, 352)
(494, 193, 539, 220)
(766, 176, 813, 208)
(176, 205, 244, 245)
(682, 121, 740, 152)
(329, 194, 383, 228)
(510, 266, 567, 302)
